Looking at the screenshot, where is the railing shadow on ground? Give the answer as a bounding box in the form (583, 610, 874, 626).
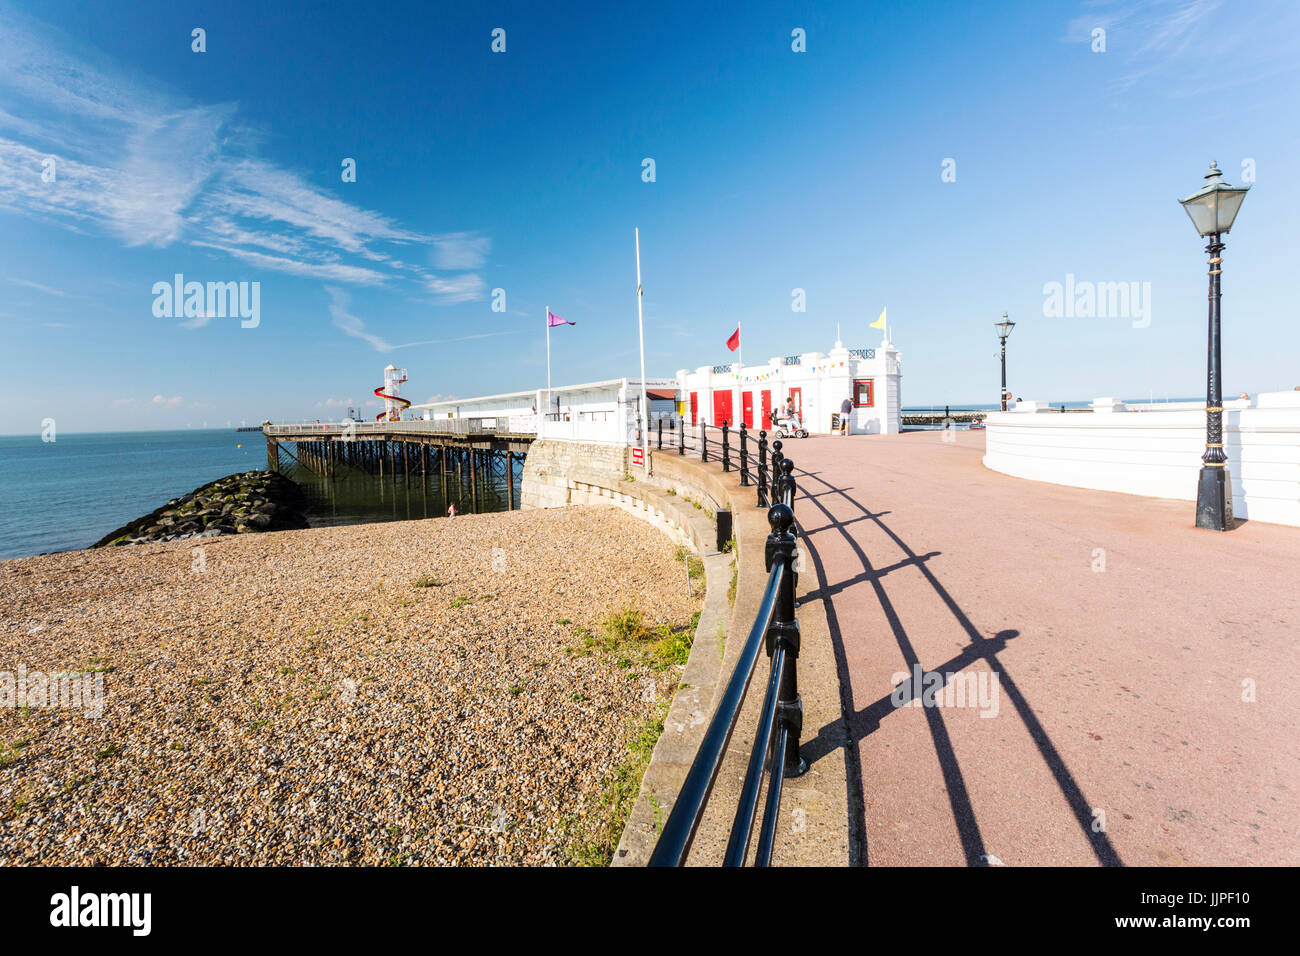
(788, 461, 1124, 867)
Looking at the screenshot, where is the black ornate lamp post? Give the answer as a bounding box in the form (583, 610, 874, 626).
(995, 313, 1015, 411)
(1179, 160, 1250, 532)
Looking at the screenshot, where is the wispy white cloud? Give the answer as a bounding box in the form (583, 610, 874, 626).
(191, 241, 391, 285)
(7, 276, 65, 296)
(424, 273, 487, 304)
(177, 312, 216, 330)
(431, 232, 490, 270)
(392, 330, 522, 349)
(151, 394, 183, 408)
(325, 285, 522, 354)
(0, 4, 489, 303)
(325, 286, 394, 352)
(1065, 0, 1299, 93)
(198, 158, 426, 259)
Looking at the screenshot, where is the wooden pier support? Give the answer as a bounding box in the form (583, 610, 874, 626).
(469, 449, 479, 512)
(506, 451, 514, 510)
(262, 427, 530, 515)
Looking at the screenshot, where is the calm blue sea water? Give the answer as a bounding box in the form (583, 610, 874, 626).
(0, 428, 522, 561)
(901, 398, 1200, 413)
(0, 430, 260, 560)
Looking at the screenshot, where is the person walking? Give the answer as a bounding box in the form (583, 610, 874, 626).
(447, 502, 458, 518)
(840, 396, 852, 435)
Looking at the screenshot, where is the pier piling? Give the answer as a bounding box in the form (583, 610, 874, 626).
(259, 421, 531, 519)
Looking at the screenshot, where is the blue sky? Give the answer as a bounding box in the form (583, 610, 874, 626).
(2, 0, 1298, 432)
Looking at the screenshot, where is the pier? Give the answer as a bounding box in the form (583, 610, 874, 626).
(263, 419, 534, 512)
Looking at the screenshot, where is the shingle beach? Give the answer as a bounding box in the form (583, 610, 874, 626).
(0, 507, 700, 865)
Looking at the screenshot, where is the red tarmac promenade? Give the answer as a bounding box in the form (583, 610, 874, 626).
(788, 429, 1299, 866)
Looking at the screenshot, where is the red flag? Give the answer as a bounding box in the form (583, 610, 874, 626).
(726, 327, 740, 351)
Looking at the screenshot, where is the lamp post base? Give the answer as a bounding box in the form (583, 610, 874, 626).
(1195, 465, 1234, 531)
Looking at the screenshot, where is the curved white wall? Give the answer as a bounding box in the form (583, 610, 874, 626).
(982, 392, 1300, 527)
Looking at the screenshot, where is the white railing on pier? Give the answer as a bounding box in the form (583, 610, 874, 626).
(263, 417, 538, 438)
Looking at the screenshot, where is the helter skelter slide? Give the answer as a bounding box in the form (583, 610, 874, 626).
(374, 365, 411, 421)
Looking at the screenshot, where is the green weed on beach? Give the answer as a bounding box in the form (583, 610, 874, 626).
(0, 739, 29, 769)
(562, 602, 698, 865)
(576, 604, 695, 671)
(567, 700, 669, 867)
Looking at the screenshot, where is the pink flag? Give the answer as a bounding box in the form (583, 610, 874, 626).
(547, 310, 575, 328)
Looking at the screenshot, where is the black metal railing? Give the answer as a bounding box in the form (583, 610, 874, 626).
(738, 424, 749, 487)
(848, 347, 876, 359)
(656, 416, 677, 450)
(770, 439, 784, 506)
(688, 420, 730, 468)
(681, 420, 776, 491)
(648, 445, 804, 867)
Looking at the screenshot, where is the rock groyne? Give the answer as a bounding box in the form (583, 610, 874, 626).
(91, 471, 308, 547)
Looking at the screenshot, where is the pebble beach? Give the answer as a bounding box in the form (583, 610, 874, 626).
(0, 506, 700, 866)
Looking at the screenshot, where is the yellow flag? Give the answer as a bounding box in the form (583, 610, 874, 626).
(870, 307, 886, 330)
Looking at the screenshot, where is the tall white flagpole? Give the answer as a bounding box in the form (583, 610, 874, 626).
(635, 228, 649, 473)
(738, 319, 743, 370)
(545, 304, 551, 418)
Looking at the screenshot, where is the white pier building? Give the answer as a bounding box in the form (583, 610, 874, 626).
(406, 377, 677, 444)
(675, 336, 902, 435)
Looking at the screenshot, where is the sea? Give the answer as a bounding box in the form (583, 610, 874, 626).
(0, 429, 521, 561)
(902, 398, 1200, 414)
(900, 398, 1201, 428)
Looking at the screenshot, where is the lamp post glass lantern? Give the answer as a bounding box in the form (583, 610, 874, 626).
(995, 313, 1015, 411)
(1178, 160, 1249, 531)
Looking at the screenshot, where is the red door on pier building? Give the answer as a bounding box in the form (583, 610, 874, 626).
(741, 391, 754, 429)
(713, 390, 733, 427)
(689, 391, 698, 425)
(788, 387, 803, 418)
(761, 390, 772, 429)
